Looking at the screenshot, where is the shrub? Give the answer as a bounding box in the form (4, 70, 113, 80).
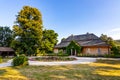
(45, 52, 69, 56)
(57, 52, 69, 56)
(77, 53, 99, 57)
(12, 55, 28, 66)
(0, 56, 2, 63)
(34, 56, 76, 61)
(36, 50, 47, 56)
(111, 46, 120, 55)
(104, 54, 120, 58)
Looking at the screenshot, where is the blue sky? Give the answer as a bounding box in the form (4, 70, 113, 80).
(0, 0, 120, 42)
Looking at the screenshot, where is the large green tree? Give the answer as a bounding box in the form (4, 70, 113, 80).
(100, 34, 120, 54)
(0, 26, 13, 47)
(12, 6, 43, 56)
(100, 34, 115, 46)
(41, 29, 58, 53)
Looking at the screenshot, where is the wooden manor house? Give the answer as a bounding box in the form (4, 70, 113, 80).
(54, 33, 111, 56)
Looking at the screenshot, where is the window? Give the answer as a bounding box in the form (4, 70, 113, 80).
(98, 48, 101, 55)
(87, 48, 90, 53)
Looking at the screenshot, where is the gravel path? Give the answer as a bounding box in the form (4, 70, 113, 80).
(0, 57, 120, 67)
(0, 59, 12, 68)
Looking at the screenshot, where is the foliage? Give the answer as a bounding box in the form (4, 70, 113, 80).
(36, 50, 46, 56)
(0, 26, 13, 47)
(33, 56, 76, 61)
(100, 34, 115, 46)
(12, 6, 43, 56)
(66, 41, 81, 55)
(61, 38, 66, 42)
(45, 52, 69, 56)
(0, 56, 2, 63)
(12, 55, 28, 66)
(57, 51, 69, 56)
(41, 29, 58, 53)
(77, 53, 99, 57)
(115, 40, 120, 46)
(100, 34, 120, 55)
(111, 46, 120, 54)
(104, 54, 120, 58)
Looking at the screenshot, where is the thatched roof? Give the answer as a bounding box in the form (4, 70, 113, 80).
(55, 33, 110, 48)
(0, 47, 14, 52)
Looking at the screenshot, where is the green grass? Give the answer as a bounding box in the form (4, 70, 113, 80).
(2, 57, 13, 63)
(0, 59, 120, 80)
(0, 57, 13, 63)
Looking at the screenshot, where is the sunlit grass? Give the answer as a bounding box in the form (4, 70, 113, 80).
(0, 59, 120, 80)
(94, 69, 120, 77)
(2, 57, 13, 63)
(0, 67, 28, 80)
(90, 60, 120, 69)
(90, 59, 120, 77)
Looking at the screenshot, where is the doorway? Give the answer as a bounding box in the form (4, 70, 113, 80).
(71, 48, 76, 56)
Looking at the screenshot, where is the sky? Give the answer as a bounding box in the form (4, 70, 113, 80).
(0, 0, 120, 42)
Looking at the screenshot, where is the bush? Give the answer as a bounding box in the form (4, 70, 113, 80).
(77, 53, 99, 57)
(45, 52, 69, 56)
(0, 56, 2, 63)
(12, 55, 28, 66)
(111, 46, 120, 55)
(57, 52, 69, 56)
(104, 54, 120, 58)
(34, 56, 76, 61)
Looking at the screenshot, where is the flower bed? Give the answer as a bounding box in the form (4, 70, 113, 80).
(30, 56, 76, 62)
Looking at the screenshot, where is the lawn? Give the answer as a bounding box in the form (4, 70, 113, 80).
(0, 59, 120, 80)
(0, 57, 13, 63)
(2, 57, 12, 62)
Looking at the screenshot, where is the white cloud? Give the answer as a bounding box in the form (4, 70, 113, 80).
(104, 28, 120, 40)
(108, 33, 120, 40)
(109, 28, 120, 32)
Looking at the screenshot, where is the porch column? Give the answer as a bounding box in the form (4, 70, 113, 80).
(7, 52, 9, 58)
(71, 49, 72, 56)
(75, 49, 76, 56)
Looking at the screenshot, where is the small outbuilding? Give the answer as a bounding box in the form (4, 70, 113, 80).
(0, 47, 15, 57)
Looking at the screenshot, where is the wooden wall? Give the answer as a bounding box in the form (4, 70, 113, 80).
(82, 47, 110, 55)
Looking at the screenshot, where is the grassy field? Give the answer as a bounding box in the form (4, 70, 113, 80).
(0, 59, 120, 80)
(0, 57, 12, 63)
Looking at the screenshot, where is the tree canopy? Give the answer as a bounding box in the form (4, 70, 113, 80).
(100, 34, 115, 47)
(100, 34, 120, 54)
(0, 26, 13, 47)
(12, 6, 43, 55)
(12, 6, 58, 55)
(41, 29, 58, 53)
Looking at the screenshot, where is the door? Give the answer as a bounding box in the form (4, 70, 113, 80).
(98, 48, 101, 55)
(71, 49, 76, 56)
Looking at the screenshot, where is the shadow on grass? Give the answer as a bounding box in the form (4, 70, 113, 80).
(96, 59, 120, 65)
(0, 69, 6, 75)
(90, 59, 120, 80)
(0, 59, 120, 80)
